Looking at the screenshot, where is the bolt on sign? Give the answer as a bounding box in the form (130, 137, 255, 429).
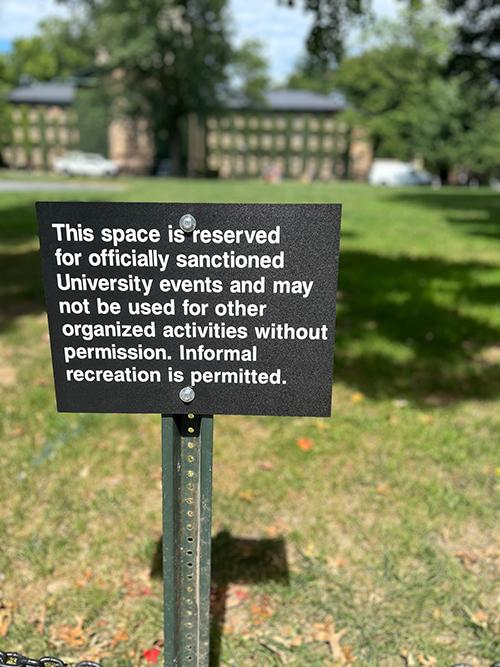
(36, 201, 341, 666)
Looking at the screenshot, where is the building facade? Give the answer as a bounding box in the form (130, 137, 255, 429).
(4, 81, 154, 173)
(4, 83, 371, 180)
(189, 90, 371, 181)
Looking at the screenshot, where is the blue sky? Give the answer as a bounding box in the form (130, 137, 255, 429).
(0, 0, 399, 81)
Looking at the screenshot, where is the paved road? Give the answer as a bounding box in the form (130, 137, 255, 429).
(0, 180, 125, 192)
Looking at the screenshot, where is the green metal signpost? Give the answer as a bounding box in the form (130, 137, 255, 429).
(162, 414, 214, 666)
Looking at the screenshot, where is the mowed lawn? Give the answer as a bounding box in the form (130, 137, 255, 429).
(0, 176, 499, 666)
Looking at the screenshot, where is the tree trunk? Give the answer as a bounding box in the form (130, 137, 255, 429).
(439, 166, 449, 185)
(168, 122, 185, 177)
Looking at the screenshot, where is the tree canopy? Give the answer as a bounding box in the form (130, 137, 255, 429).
(282, 0, 499, 81)
(308, 9, 500, 179)
(5, 18, 93, 83)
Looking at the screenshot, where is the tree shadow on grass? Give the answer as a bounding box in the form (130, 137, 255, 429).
(151, 530, 289, 666)
(336, 250, 500, 403)
(388, 190, 500, 240)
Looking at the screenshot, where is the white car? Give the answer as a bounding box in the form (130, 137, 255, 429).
(368, 159, 433, 186)
(53, 152, 119, 177)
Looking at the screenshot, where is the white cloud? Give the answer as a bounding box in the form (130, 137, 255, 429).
(0, 0, 68, 41)
(229, 0, 313, 83)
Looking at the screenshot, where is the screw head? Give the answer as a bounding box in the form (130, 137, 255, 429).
(179, 213, 197, 233)
(179, 386, 195, 403)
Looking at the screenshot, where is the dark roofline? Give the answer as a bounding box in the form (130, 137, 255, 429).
(228, 89, 348, 113)
(8, 81, 76, 106)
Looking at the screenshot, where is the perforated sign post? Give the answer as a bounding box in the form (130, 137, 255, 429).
(37, 202, 341, 666)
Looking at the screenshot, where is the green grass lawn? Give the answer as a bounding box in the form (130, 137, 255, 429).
(0, 176, 499, 666)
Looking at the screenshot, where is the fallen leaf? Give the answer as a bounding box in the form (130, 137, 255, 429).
(312, 617, 355, 663)
(302, 542, 318, 559)
(314, 419, 328, 431)
(50, 617, 87, 647)
(418, 414, 434, 424)
(296, 437, 313, 451)
(417, 654, 436, 666)
(400, 646, 417, 666)
(142, 647, 161, 664)
(468, 609, 488, 628)
(250, 595, 274, 624)
(76, 567, 93, 588)
(111, 628, 129, 647)
(239, 489, 256, 502)
(351, 392, 365, 403)
(376, 483, 390, 496)
(233, 587, 251, 602)
(0, 603, 12, 637)
(326, 556, 346, 572)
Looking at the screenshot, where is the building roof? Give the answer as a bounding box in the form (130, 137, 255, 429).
(8, 81, 76, 106)
(264, 89, 347, 112)
(229, 88, 347, 112)
(8, 80, 346, 113)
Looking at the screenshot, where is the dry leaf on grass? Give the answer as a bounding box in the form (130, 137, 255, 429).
(142, 647, 161, 664)
(239, 489, 257, 502)
(351, 392, 365, 403)
(0, 602, 13, 637)
(50, 617, 87, 648)
(400, 647, 416, 666)
(111, 628, 130, 648)
(296, 437, 314, 451)
(250, 595, 274, 624)
(312, 617, 356, 664)
(467, 608, 489, 628)
(76, 567, 93, 588)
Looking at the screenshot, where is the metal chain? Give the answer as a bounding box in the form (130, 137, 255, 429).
(0, 653, 100, 667)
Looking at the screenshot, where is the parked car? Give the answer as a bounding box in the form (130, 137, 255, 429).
(368, 159, 433, 186)
(53, 152, 119, 177)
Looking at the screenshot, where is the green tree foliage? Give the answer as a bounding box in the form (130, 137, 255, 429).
(446, 0, 500, 83)
(229, 40, 269, 104)
(7, 18, 93, 82)
(278, 0, 368, 68)
(287, 54, 336, 93)
(282, 0, 499, 83)
(330, 11, 499, 180)
(61, 0, 234, 172)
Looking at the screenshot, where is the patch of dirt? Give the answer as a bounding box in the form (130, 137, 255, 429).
(476, 345, 500, 366)
(438, 521, 500, 609)
(0, 345, 16, 387)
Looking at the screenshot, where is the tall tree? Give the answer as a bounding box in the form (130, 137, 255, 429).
(7, 18, 93, 82)
(282, 0, 499, 84)
(446, 0, 500, 83)
(278, 0, 368, 68)
(61, 0, 234, 173)
(331, 10, 497, 180)
(229, 40, 269, 104)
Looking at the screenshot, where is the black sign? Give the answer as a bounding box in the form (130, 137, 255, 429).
(37, 202, 341, 416)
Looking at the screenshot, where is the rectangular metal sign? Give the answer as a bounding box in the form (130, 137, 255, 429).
(37, 202, 341, 416)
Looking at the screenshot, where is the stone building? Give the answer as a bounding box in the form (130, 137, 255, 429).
(189, 90, 372, 180)
(4, 81, 154, 173)
(4, 82, 371, 180)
